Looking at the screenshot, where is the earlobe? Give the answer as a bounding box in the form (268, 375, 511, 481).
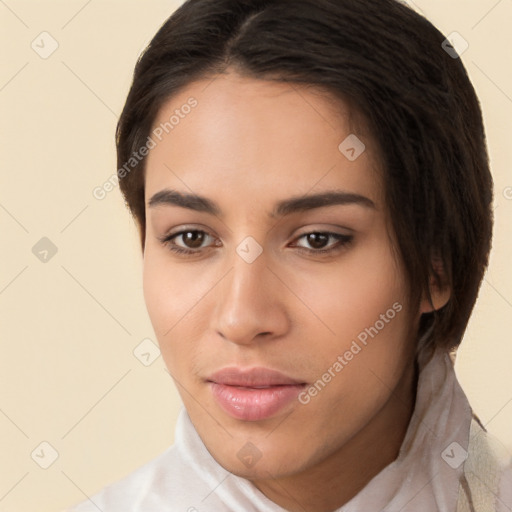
(420, 284, 451, 314)
(419, 257, 451, 314)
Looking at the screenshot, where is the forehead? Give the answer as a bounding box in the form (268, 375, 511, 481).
(144, 72, 383, 209)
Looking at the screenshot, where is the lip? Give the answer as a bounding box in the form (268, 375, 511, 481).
(207, 367, 307, 421)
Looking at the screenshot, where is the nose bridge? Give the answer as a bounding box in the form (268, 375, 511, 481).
(229, 253, 264, 308)
(213, 241, 287, 344)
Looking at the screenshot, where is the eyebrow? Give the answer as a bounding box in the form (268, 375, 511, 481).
(147, 188, 376, 218)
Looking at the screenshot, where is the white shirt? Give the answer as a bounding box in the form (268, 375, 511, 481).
(66, 349, 512, 512)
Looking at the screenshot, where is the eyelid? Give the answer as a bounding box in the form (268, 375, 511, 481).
(293, 225, 354, 236)
(159, 224, 216, 241)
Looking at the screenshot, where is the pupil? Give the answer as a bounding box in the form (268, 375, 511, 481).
(308, 233, 328, 249)
(184, 231, 204, 248)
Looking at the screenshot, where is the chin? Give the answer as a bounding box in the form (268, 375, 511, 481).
(209, 437, 309, 481)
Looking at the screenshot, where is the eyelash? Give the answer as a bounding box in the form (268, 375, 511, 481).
(157, 229, 353, 257)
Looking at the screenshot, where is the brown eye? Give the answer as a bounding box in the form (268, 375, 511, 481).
(305, 233, 330, 249)
(179, 231, 207, 249)
(158, 229, 216, 256)
(293, 232, 353, 255)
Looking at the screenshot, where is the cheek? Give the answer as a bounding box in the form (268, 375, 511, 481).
(293, 234, 413, 408)
(142, 252, 172, 335)
(301, 236, 408, 350)
(297, 239, 413, 420)
(142, 250, 184, 356)
(143, 247, 200, 329)
(142, 249, 213, 369)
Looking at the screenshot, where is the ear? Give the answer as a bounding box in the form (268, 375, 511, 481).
(419, 256, 451, 314)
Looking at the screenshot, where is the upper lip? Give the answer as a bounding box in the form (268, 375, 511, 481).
(207, 367, 306, 387)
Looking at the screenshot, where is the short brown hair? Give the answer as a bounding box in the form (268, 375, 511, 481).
(115, 0, 493, 355)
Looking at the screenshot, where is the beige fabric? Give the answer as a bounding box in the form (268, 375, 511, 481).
(457, 418, 508, 512)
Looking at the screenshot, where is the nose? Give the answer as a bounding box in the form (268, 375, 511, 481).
(212, 247, 290, 346)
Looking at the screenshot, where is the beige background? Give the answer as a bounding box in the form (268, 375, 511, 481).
(0, 1, 511, 511)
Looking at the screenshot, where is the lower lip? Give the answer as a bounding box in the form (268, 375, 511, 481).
(209, 382, 305, 421)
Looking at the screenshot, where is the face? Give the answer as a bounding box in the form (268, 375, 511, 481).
(142, 71, 421, 481)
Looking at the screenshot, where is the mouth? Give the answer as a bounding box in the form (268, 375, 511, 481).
(206, 367, 307, 421)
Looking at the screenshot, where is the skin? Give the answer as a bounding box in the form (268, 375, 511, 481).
(142, 71, 450, 512)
